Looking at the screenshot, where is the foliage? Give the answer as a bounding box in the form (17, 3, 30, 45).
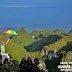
(31, 30, 52, 38)
(27, 39, 36, 46)
(44, 35, 72, 52)
(53, 29, 66, 34)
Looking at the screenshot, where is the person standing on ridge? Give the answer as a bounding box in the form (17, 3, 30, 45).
(1, 38, 10, 64)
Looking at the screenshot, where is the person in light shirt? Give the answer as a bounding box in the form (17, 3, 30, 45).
(1, 39, 10, 64)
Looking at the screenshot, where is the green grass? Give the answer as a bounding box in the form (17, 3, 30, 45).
(25, 34, 63, 52)
(31, 30, 52, 37)
(27, 39, 36, 46)
(62, 51, 72, 62)
(11, 27, 32, 47)
(41, 35, 72, 63)
(43, 35, 72, 52)
(53, 29, 66, 34)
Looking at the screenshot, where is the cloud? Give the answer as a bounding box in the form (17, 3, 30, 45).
(0, 5, 49, 8)
(8, 6, 25, 7)
(0, 5, 33, 8)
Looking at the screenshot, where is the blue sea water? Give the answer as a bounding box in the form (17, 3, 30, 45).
(0, 6, 72, 33)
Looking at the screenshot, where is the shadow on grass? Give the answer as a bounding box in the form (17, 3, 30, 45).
(58, 41, 72, 57)
(24, 35, 63, 52)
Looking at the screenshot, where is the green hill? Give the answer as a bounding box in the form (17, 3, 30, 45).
(31, 29, 66, 41)
(1, 28, 72, 70)
(62, 51, 72, 62)
(53, 29, 66, 34)
(67, 30, 72, 35)
(31, 30, 52, 38)
(42, 35, 72, 72)
(25, 35, 63, 52)
(0, 32, 43, 63)
(11, 27, 32, 47)
(43, 35, 72, 54)
(0, 32, 28, 62)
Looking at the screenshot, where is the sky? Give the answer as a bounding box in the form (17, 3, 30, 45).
(0, 0, 72, 33)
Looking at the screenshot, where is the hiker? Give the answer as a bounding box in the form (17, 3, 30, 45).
(1, 39, 10, 64)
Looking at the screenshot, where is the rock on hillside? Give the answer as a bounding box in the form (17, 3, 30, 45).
(0, 58, 19, 72)
(18, 55, 48, 72)
(0, 55, 48, 72)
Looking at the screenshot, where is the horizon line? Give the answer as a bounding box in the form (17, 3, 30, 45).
(0, 5, 33, 7)
(0, 5, 71, 8)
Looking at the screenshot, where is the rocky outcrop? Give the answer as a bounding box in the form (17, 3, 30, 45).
(0, 55, 48, 72)
(0, 59, 19, 72)
(18, 55, 48, 72)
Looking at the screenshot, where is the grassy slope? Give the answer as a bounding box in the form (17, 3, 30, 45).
(11, 27, 32, 47)
(31, 30, 52, 37)
(44, 35, 72, 51)
(0, 32, 28, 62)
(25, 35, 63, 52)
(62, 51, 72, 62)
(67, 30, 72, 36)
(11, 28, 45, 62)
(43, 35, 72, 62)
(0, 32, 43, 63)
(27, 39, 36, 46)
(31, 29, 67, 38)
(53, 29, 66, 34)
(1, 29, 70, 64)
(41, 35, 72, 71)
